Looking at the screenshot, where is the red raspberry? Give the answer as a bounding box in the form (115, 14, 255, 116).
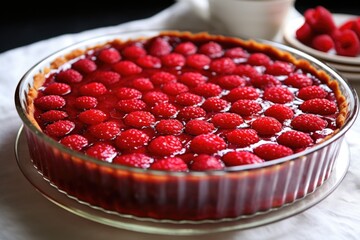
(78, 109, 107, 125)
(230, 100, 262, 116)
(296, 22, 314, 44)
(252, 116, 282, 136)
(254, 143, 293, 160)
(185, 119, 215, 135)
(186, 54, 211, 69)
(113, 61, 142, 76)
(148, 136, 183, 156)
(304, 6, 336, 34)
(34, 95, 66, 110)
(132, 78, 154, 92)
(222, 151, 263, 166)
(162, 82, 189, 96)
(201, 97, 229, 112)
(72, 59, 97, 74)
(122, 45, 146, 59)
(44, 83, 71, 95)
(311, 34, 334, 52)
(190, 134, 226, 154)
(300, 98, 337, 115)
(251, 74, 281, 89)
(263, 86, 294, 104)
(79, 82, 107, 97)
(161, 53, 186, 67)
(114, 153, 153, 169)
(178, 106, 206, 120)
(143, 91, 169, 106)
(116, 99, 146, 113)
(284, 73, 313, 88)
(136, 55, 161, 68)
(247, 53, 271, 66)
(226, 129, 259, 147)
(339, 18, 360, 39)
(56, 69, 83, 83)
(89, 121, 121, 140)
(115, 87, 142, 100)
(264, 104, 294, 122)
(277, 131, 313, 149)
(175, 92, 203, 106)
(216, 75, 245, 90)
(265, 61, 294, 76)
(98, 48, 121, 64)
(92, 71, 120, 86)
(199, 41, 223, 58)
(45, 120, 75, 138)
(85, 143, 117, 162)
(179, 72, 207, 87)
(152, 102, 178, 118)
(40, 110, 68, 123)
(174, 41, 197, 55)
(59, 134, 88, 151)
(291, 114, 327, 132)
(209, 57, 236, 74)
(226, 87, 259, 102)
(211, 113, 243, 129)
(124, 111, 155, 128)
(190, 155, 224, 171)
(233, 64, 260, 79)
(115, 129, 150, 150)
(148, 37, 172, 57)
(192, 83, 222, 98)
(150, 157, 188, 172)
(298, 85, 327, 100)
(155, 119, 183, 135)
(75, 96, 98, 109)
(150, 71, 177, 86)
(225, 47, 249, 58)
(333, 29, 360, 57)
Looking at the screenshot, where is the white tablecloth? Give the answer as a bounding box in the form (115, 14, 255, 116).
(1, 1, 359, 239)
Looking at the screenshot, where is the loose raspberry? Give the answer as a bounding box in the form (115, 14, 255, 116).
(179, 72, 207, 87)
(34, 95, 66, 110)
(174, 41, 197, 55)
(265, 61, 294, 76)
(333, 29, 360, 57)
(296, 22, 313, 44)
(222, 151, 263, 166)
(264, 104, 294, 122)
(300, 98, 337, 115)
(233, 64, 260, 79)
(216, 75, 245, 89)
(230, 100, 262, 116)
(155, 119, 183, 135)
(59, 134, 88, 151)
(56, 69, 83, 83)
(201, 97, 229, 112)
(162, 82, 189, 95)
(113, 61, 142, 76)
(44, 83, 71, 95)
(190, 134, 227, 154)
(161, 53, 186, 67)
(116, 99, 146, 113)
(85, 143, 117, 162)
(115, 87, 142, 100)
(291, 114, 327, 132)
(132, 78, 154, 92)
(148, 37, 172, 57)
(150, 71, 177, 86)
(251, 74, 281, 89)
(210, 57, 236, 74)
(136, 55, 161, 68)
(148, 136, 183, 156)
(98, 48, 121, 64)
(247, 53, 272, 66)
(192, 83, 222, 98)
(113, 153, 153, 169)
(199, 41, 223, 58)
(143, 91, 169, 106)
(124, 111, 155, 128)
(254, 143, 293, 160)
(226, 87, 259, 102)
(178, 106, 206, 120)
(79, 82, 107, 97)
(92, 71, 120, 86)
(186, 54, 211, 69)
(298, 85, 327, 100)
(115, 129, 150, 150)
(152, 102, 178, 118)
(226, 129, 259, 147)
(263, 86, 294, 104)
(78, 109, 107, 125)
(225, 47, 249, 58)
(150, 157, 188, 172)
(75, 96, 98, 109)
(252, 117, 282, 136)
(72, 59, 97, 74)
(122, 45, 146, 59)
(185, 119, 215, 135)
(304, 6, 336, 34)
(284, 73, 313, 88)
(311, 34, 334, 52)
(190, 155, 224, 171)
(45, 120, 75, 138)
(40, 110, 68, 123)
(89, 121, 121, 140)
(175, 92, 203, 106)
(211, 113, 244, 129)
(277, 131, 313, 149)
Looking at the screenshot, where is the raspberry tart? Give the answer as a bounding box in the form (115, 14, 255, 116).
(16, 31, 357, 221)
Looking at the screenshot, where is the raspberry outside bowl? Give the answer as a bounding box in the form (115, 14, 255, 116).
(15, 30, 358, 223)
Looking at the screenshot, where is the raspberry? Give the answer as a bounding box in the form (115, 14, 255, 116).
(85, 143, 117, 162)
(148, 136, 183, 156)
(209, 57, 236, 74)
(185, 119, 215, 135)
(254, 143, 293, 160)
(285, 73, 313, 89)
(251, 74, 281, 89)
(152, 102, 178, 118)
(296, 22, 314, 44)
(333, 29, 360, 57)
(45, 120, 75, 138)
(311, 34, 334, 52)
(247, 53, 271, 66)
(226, 87, 259, 102)
(226, 129, 260, 147)
(216, 75, 245, 89)
(304, 6, 336, 34)
(186, 54, 211, 69)
(199, 41, 223, 58)
(225, 47, 249, 58)
(162, 82, 189, 96)
(264, 104, 294, 122)
(211, 113, 243, 129)
(143, 91, 169, 106)
(56, 69, 83, 83)
(89, 121, 121, 140)
(298, 85, 327, 100)
(190, 155, 224, 171)
(291, 114, 327, 132)
(222, 151, 263, 166)
(122, 45, 146, 59)
(252, 117, 282, 136)
(155, 119, 183, 135)
(150, 71, 177, 86)
(263, 86, 294, 104)
(75, 96, 98, 109)
(161, 53, 186, 67)
(44, 83, 71, 95)
(115, 129, 150, 150)
(114, 153, 153, 169)
(40, 110, 68, 123)
(72, 59, 97, 74)
(59, 134, 88, 151)
(175, 92, 203, 106)
(132, 78, 154, 92)
(113, 61, 142, 76)
(148, 37, 172, 57)
(190, 134, 227, 154)
(230, 100, 262, 116)
(174, 41, 197, 55)
(92, 71, 120, 86)
(265, 61, 294, 76)
(179, 72, 207, 87)
(150, 157, 188, 172)
(98, 48, 121, 64)
(233, 64, 260, 79)
(300, 98, 337, 115)
(79, 82, 107, 97)
(115, 87, 142, 100)
(124, 111, 155, 128)
(201, 97, 229, 112)
(78, 109, 107, 125)
(277, 131, 313, 149)
(192, 83, 222, 98)
(116, 99, 146, 113)
(178, 106, 206, 120)
(339, 18, 360, 39)
(136, 55, 161, 68)
(34, 95, 66, 110)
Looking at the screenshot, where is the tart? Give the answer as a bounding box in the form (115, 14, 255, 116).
(17, 31, 355, 221)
